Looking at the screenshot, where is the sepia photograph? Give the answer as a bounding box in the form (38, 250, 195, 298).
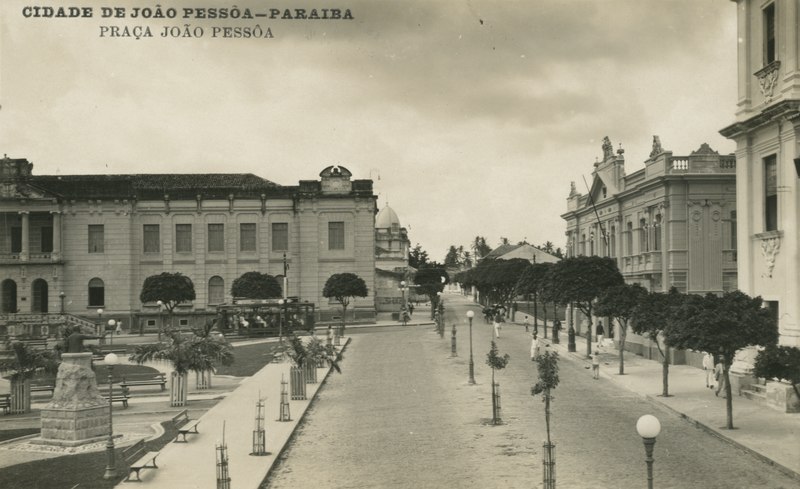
(0, 1, 798, 488)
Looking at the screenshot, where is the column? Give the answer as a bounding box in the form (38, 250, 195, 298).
(51, 211, 61, 261)
(19, 211, 29, 262)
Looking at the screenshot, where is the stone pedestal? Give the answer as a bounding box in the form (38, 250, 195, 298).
(35, 353, 109, 447)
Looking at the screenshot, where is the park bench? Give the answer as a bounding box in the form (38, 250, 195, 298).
(121, 373, 167, 391)
(172, 409, 200, 443)
(100, 385, 130, 408)
(0, 393, 10, 414)
(30, 384, 55, 396)
(123, 438, 160, 482)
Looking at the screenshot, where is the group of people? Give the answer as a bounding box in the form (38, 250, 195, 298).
(703, 352, 729, 398)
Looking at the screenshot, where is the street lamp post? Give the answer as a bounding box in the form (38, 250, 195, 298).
(466, 310, 475, 384)
(156, 300, 164, 341)
(278, 299, 285, 346)
(59, 291, 66, 314)
(636, 414, 661, 489)
(400, 280, 407, 326)
(107, 319, 116, 346)
(97, 308, 104, 345)
(103, 352, 120, 479)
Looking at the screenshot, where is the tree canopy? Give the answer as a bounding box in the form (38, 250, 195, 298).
(231, 271, 282, 299)
(322, 273, 369, 307)
(595, 283, 648, 375)
(139, 272, 196, 312)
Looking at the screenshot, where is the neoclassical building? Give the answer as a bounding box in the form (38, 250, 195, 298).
(562, 136, 737, 357)
(0, 158, 377, 334)
(720, 0, 800, 348)
(373, 204, 411, 312)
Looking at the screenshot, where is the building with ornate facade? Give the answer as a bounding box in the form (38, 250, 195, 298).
(720, 0, 800, 348)
(374, 204, 411, 313)
(561, 136, 737, 358)
(0, 158, 377, 335)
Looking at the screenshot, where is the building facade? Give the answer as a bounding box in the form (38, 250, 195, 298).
(720, 0, 800, 348)
(561, 136, 737, 358)
(374, 204, 411, 313)
(0, 158, 376, 334)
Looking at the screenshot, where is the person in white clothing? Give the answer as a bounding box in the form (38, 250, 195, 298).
(493, 313, 502, 338)
(530, 333, 540, 361)
(702, 352, 715, 389)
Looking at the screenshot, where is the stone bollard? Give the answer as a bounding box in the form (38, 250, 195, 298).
(450, 324, 457, 357)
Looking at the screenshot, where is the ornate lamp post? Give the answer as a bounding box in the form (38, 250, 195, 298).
(466, 310, 475, 384)
(107, 319, 116, 346)
(97, 308, 104, 344)
(103, 352, 120, 479)
(278, 299, 285, 346)
(400, 280, 407, 325)
(636, 414, 661, 489)
(156, 300, 164, 341)
(59, 291, 66, 314)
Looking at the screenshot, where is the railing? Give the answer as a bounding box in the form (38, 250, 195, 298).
(670, 158, 689, 171)
(719, 157, 736, 170)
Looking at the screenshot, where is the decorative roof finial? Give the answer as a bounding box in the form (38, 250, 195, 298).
(617, 143, 624, 155)
(650, 135, 663, 158)
(602, 136, 614, 161)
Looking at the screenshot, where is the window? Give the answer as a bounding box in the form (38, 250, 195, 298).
(146, 319, 157, 327)
(88, 278, 105, 307)
(730, 211, 737, 250)
(272, 223, 289, 251)
(765, 300, 779, 324)
(328, 221, 345, 250)
(208, 276, 224, 304)
(653, 215, 662, 251)
(639, 218, 648, 252)
(765, 155, 778, 231)
(179, 319, 189, 327)
(88, 225, 104, 253)
(240, 223, 256, 252)
(175, 224, 192, 253)
(626, 222, 633, 255)
(764, 3, 776, 64)
(143, 224, 160, 253)
(208, 224, 225, 252)
(609, 226, 616, 258)
(40, 227, 53, 252)
(10, 227, 21, 253)
(589, 233, 595, 256)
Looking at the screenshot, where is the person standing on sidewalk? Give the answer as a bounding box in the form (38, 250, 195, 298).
(591, 350, 600, 379)
(493, 312, 503, 339)
(530, 332, 540, 360)
(524, 315, 530, 332)
(714, 360, 727, 398)
(596, 320, 605, 349)
(703, 352, 715, 389)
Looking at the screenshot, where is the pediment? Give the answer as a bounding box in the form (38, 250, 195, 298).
(0, 182, 56, 200)
(583, 174, 607, 208)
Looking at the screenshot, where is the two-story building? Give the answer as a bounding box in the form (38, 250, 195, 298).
(0, 158, 377, 336)
(561, 136, 737, 359)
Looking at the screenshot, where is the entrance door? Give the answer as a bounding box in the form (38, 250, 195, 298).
(32, 279, 48, 313)
(1, 280, 17, 313)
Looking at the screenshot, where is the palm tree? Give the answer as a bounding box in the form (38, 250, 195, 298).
(129, 331, 233, 406)
(0, 342, 59, 414)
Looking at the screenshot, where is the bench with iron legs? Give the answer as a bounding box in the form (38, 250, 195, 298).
(172, 409, 200, 443)
(30, 384, 55, 396)
(0, 394, 10, 414)
(101, 385, 130, 408)
(123, 438, 160, 482)
(121, 373, 167, 391)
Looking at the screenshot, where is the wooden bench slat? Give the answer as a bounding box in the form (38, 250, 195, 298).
(123, 439, 160, 482)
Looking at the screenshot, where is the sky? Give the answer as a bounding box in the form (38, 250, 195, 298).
(0, 0, 738, 262)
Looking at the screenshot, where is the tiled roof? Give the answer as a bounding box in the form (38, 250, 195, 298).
(484, 244, 521, 259)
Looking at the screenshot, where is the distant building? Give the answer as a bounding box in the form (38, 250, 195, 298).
(561, 136, 737, 359)
(720, 0, 799, 348)
(0, 158, 376, 336)
(483, 243, 559, 264)
(374, 204, 411, 312)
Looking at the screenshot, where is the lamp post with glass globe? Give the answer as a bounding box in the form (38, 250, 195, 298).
(156, 300, 164, 341)
(102, 352, 120, 479)
(400, 281, 408, 325)
(466, 310, 475, 384)
(278, 299, 285, 346)
(59, 291, 66, 314)
(636, 414, 661, 489)
(97, 308, 104, 345)
(107, 319, 116, 345)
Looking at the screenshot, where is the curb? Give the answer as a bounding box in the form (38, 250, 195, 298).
(544, 338, 800, 483)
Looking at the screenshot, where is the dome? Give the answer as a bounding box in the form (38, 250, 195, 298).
(375, 205, 401, 229)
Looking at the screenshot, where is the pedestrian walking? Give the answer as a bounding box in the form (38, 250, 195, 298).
(714, 360, 728, 398)
(493, 313, 503, 339)
(524, 315, 530, 332)
(591, 350, 600, 379)
(703, 352, 715, 389)
(408, 302, 414, 316)
(530, 333, 540, 361)
(596, 320, 605, 348)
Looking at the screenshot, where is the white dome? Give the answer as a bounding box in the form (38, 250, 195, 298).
(376, 205, 401, 229)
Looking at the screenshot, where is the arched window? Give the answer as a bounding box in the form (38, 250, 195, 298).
(653, 214, 662, 251)
(88, 278, 105, 307)
(626, 222, 633, 255)
(1, 280, 17, 313)
(32, 279, 48, 313)
(208, 276, 224, 305)
(609, 225, 616, 258)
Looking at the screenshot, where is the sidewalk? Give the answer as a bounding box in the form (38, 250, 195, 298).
(515, 315, 800, 482)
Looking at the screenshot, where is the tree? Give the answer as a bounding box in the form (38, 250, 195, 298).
(322, 273, 369, 337)
(0, 342, 59, 414)
(472, 236, 492, 261)
(129, 330, 234, 406)
(531, 349, 560, 484)
(409, 243, 429, 269)
(754, 345, 800, 402)
(549, 256, 623, 357)
(231, 271, 282, 299)
(595, 283, 648, 375)
(670, 291, 778, 429)
(499, 237, 510, 246)
(630, 288, 684, 398)
(140, 272, 196, 333)
(486, 340, 510, 424)
(413, 267, 450, 319)
(444, 246, 461, 268)
(518, 262, 549, 334)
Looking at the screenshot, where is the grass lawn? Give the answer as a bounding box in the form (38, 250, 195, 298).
(0, 428, 39, 443)
(215, 342, 283, 377)
(19, 364, 164, 387)
(0, 421, 178, 489)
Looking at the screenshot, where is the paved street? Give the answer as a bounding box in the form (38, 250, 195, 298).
(265, 295, 798, 489)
